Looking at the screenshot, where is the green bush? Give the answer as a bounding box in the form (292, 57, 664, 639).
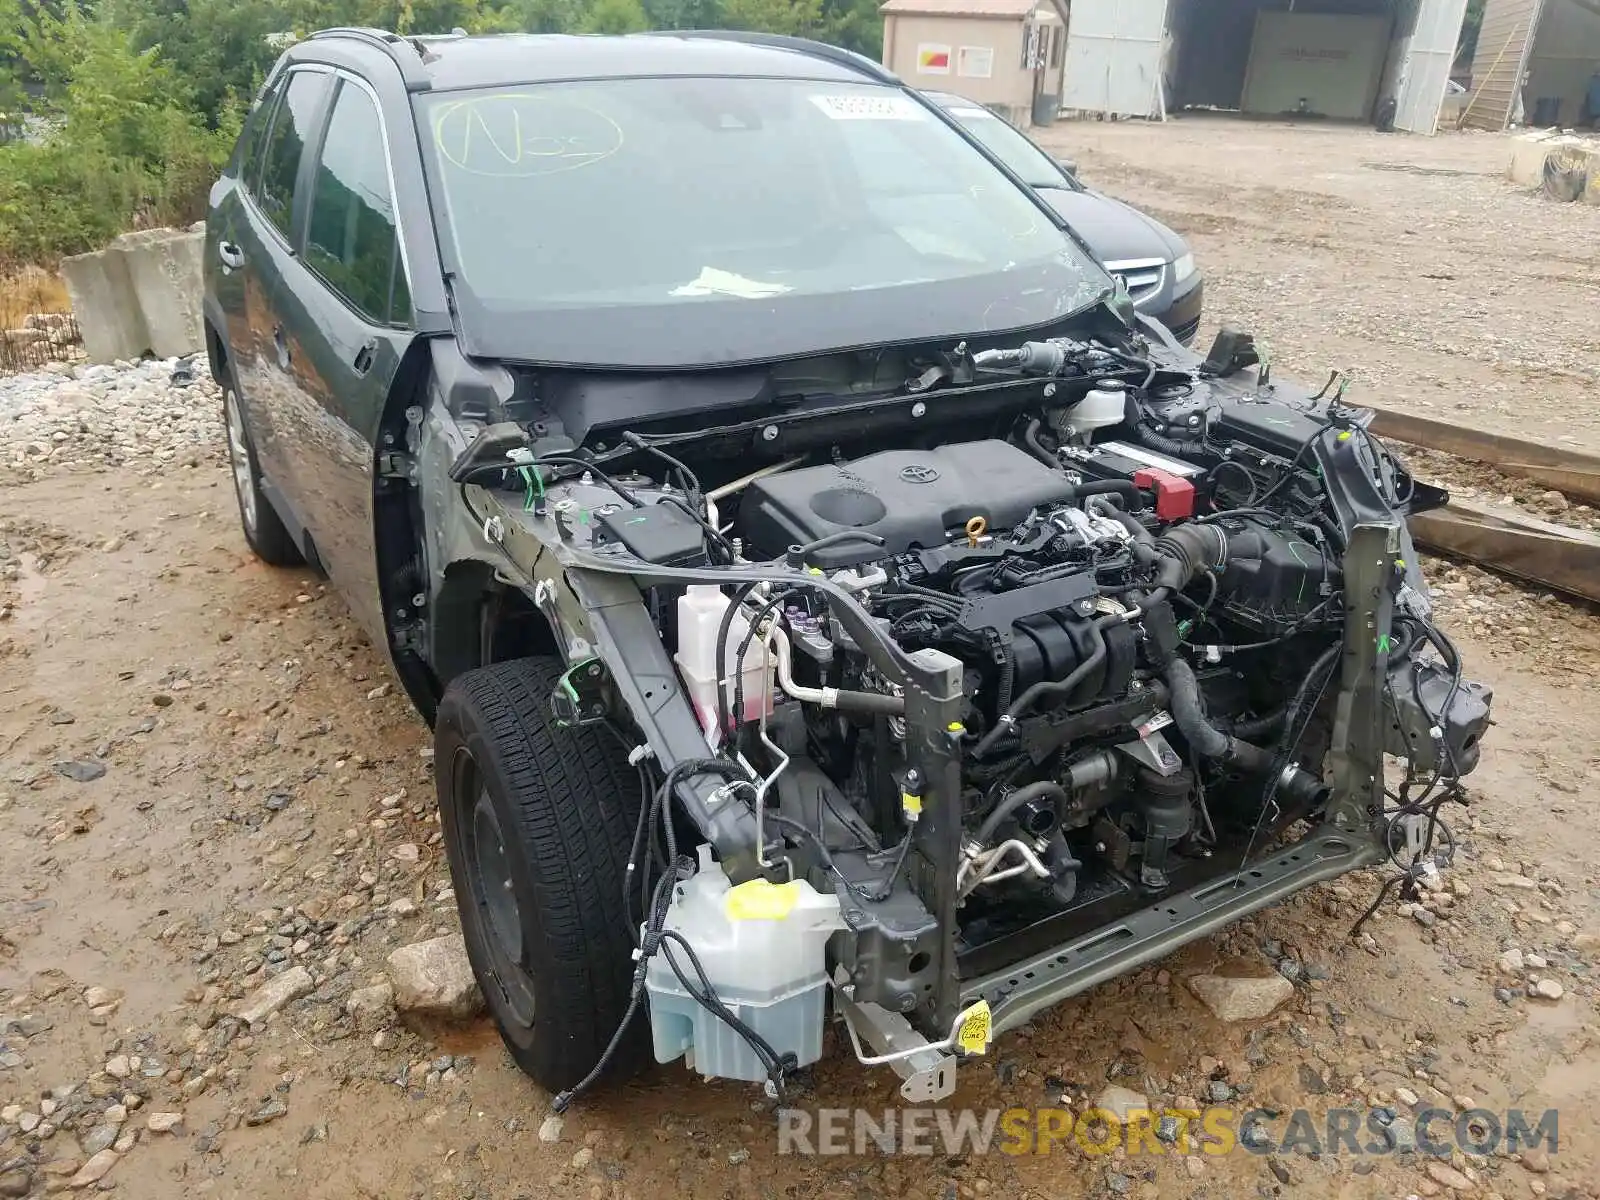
(0, 6, 239, 264)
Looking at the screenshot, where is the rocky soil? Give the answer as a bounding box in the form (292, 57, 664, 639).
(4, 121, 1600, 1200)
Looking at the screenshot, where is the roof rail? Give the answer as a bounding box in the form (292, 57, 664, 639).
(305, 26, 434, 91)
(650, 30, 899, 85)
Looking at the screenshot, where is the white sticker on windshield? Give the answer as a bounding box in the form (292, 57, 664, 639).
(810, 94, 926, 121)
(671, 267, 791, 299)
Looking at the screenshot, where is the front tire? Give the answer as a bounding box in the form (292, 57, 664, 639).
(223, 383, 302, 567)
(434, 657, 648, 1092)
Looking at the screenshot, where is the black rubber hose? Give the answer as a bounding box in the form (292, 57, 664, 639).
(976, 780, 1068, 844)
(1224, 705, 1290, 740)
(1074, 479, 1146, 512)
(1165, 658, 1273, 772)
(789, 530, 887, 563)
(1023, 418, 1057, 467)
(1151, 522, 1230, 592)
(1096, 500, 1155, 544)
(830, 689, 907, 716)
(1130, 423, 1224, 467)
(714, 583, 761, 737)
(1022, 426, 1147, 512)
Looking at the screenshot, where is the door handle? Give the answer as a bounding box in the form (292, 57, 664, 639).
(273, 325, 290, 370)
(352, 338, 377, 377)
(218, 241, 246, 271)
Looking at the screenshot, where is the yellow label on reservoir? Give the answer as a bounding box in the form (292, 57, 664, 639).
(725, 879, 803, 921)
(955, 1000, 992, 1055)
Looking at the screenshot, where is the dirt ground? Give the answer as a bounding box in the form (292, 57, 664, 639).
(1036, 117, 1600, 453)
(3, 119, 1600, 1200)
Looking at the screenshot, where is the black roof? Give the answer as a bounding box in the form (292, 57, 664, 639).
(300, 28, 896, 93)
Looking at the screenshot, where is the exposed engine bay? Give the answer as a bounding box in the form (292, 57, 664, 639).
(446, 324, 1493, 1105)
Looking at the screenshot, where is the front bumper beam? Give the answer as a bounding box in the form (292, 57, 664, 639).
(964, 825, 1379, 1034)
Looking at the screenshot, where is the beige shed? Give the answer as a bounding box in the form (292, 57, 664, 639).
(880, 0, 1070, 127)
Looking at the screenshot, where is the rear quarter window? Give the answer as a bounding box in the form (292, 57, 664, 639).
(256, 70, 332, 241)
(236, 77, 285, 191)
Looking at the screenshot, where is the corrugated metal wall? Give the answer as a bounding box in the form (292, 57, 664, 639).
(1462, 0, 1544, 129)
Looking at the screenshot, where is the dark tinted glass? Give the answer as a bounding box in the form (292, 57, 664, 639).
(305, 82, 409, 324)
(417, 78, 1103, 366)
(238, 77, 285, 192)
(257, 71, 329, 240)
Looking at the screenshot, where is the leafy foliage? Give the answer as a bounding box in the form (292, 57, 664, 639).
(0, 0, 886, 265)
(1, 4, 239, 262)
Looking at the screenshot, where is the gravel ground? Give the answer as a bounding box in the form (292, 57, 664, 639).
(1034, 117, 1600, 452)
(3, 120, 1600, 1200)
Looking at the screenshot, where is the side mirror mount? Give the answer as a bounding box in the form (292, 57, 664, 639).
(1055, 156, 1079, 179)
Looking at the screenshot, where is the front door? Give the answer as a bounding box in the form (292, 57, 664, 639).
(265, 74, 414, 644)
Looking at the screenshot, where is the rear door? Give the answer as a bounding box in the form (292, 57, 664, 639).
(208, 75, 286, 411)
(232, 67, 336, 508)
(266, 74, 415, 643)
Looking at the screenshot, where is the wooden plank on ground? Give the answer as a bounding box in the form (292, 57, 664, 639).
(1408, 499, 1600, 605)
(1365, 404, 1600, 506)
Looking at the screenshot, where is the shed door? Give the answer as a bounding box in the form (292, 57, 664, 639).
(1393, 0, 1473, 133)
(1060, 0, 1171, 118)
(1462, 0, 1546, 130)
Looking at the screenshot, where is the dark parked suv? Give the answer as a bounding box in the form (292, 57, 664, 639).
(205, 28, 1487, 1109)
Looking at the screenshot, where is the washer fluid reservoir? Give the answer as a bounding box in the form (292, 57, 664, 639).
(646, 845, 845, 1083)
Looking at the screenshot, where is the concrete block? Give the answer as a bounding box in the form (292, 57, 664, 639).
(116, 228, 205, 359)
(1507, 130, 1598, 187)
(60, 245, 148, 364)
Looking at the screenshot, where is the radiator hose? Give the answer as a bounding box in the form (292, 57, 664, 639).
(1166, 658, 1273, 772)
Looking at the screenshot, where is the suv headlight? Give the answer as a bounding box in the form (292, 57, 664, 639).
(1171, 251, 1197, 285)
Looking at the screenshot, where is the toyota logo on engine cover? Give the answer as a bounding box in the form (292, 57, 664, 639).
(899, 464, 940, 484)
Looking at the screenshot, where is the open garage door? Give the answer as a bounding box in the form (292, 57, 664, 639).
(1060, 0, 1171, 118)
(1392, 0, 1473, 132)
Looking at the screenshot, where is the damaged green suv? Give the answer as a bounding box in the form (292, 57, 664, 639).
(205, 28, 1491, 1107)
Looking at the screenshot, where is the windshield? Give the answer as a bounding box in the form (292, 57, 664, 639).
(935, 99, 1076, 191)
(416, 77, 1107, 368)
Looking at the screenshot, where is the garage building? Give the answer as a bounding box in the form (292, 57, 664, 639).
(1058, 0, 1471, 134)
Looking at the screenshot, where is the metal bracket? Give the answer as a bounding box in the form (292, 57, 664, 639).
(1327, 521, 1399, 834)
(1115, 725, 1182, 776)
(830, 970, 957, 1103)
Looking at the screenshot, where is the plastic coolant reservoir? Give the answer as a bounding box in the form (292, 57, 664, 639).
(1061, 381, 1128, 442)
(673, 585, 784, 739)
(646, 845, 845, 1083)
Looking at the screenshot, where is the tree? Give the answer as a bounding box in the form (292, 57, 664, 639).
(1457, 0, 1486, 67)
(582, 0, 647, 32)
(101, 0, 284, 128)
(717, 0, 818, 38)
(0, 4, 236, 261)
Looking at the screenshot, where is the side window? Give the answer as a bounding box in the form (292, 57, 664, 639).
(304, 81, 410, 325)
(237, 77, 285, 190)
(257, 71, 330, 241)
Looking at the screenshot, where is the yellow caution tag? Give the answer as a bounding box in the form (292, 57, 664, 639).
(954, 1000, 992, 1055)
(724, 879, 802, 921)
(901, 790, 923, 818)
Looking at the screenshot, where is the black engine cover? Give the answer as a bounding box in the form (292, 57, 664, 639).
(738, 441, 1076, 568)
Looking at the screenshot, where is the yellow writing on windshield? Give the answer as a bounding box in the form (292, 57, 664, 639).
(432, 93, 624, 178)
